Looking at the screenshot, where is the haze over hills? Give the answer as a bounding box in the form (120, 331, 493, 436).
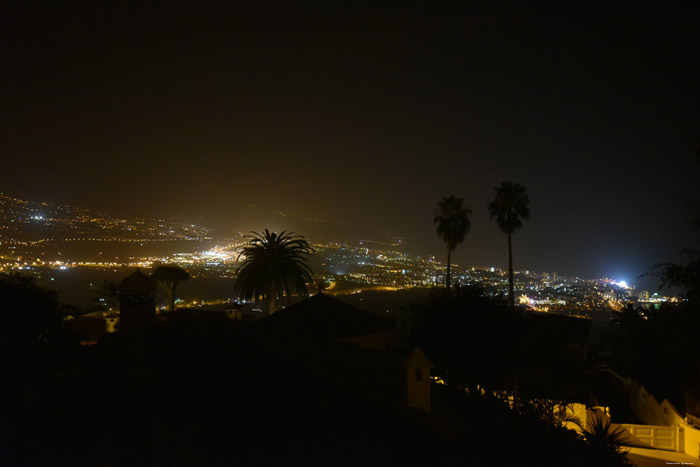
(0, 191, 661, 275)
(0, 192, 208, 241)
(0, 192, 412, 260)
(0, 193, 678, 321)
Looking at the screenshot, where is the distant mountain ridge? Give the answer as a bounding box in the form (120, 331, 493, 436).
(0, 193, 209, 244)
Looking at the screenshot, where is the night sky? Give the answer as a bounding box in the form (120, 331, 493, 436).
(2, 3, 699, 286)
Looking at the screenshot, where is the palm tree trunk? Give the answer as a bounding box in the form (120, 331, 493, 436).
(267, 289, 278, 315)
(169, 284, 177, 311)
(508, 232, 514, 307)
(446, 248, 452, 292)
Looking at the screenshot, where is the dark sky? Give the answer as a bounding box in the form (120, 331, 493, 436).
(2, 2, 699, 287)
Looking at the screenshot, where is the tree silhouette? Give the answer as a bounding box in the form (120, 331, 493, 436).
(0, 272, 66, 346)
(90, 278, 119, 310)
(234, 229, 313, 314)
(151, 265, 191, 312)
(582, 418, 633, 466)
(488, 181, 530, 307)
(433, 196, 472, 292)
(651, 198, 700, 302)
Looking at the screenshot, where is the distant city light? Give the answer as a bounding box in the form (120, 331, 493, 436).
(0, 193, 682, 312)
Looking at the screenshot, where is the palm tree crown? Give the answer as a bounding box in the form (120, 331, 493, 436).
(488, 181, 530, 306)
(234, 229, 313, 314)
(152, 265, 191, 312)
(434, 195, 472, 291)
(488, 181, 530, 234)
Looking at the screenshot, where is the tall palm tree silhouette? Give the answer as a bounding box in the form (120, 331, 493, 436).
(152, 265, 191, 311)
(488, 181, 530, 307)
(434, 196, 472, 292)
(234, 229, 313, 314)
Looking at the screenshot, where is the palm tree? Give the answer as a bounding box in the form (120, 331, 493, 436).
(582, 418, 631, 465)
(488, 181, 530, 307)
(434, 196, 472, 292)
(234, 229, 313, 314)
(151, 265, 191, 312)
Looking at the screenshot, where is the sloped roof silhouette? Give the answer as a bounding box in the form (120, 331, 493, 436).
(118, 268, 157, 295)
(252, 292, 392, 339)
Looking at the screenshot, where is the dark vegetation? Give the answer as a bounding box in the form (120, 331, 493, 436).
(433, 180, 530, 306)
(487, 181, 530, 307)
(600, 301, 700, 414)
(433, 195, 471, 292)
(1, 294, 437, 466)
(234, 229, 314, 314)
(89, 278, 120, 312)
(598, 199, 700, 416)
(593, 145, 700, 417)
(404, 285, 590, 402)
(2, 272, 632, 467)
(152, 265, 191, 312)
(3, 166, 698, 465)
